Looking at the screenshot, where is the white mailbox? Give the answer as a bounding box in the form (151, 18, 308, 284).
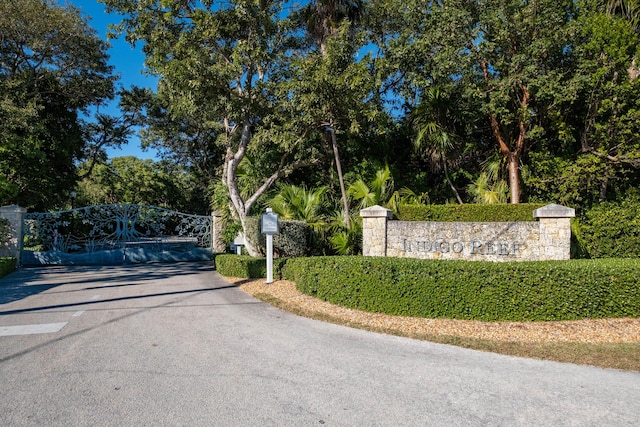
(261, 208, 279, 283)
(261, 211, 279, 235)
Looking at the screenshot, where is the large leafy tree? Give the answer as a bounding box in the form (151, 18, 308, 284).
(103, 0, 380, 255)
(381, 0, 575, 204)
(80, 112, 135, 179)
(579, 1, 640, 186)
(118, 86, 223, 214)
(120, 87, 224, 186)
(0, 0, 116, 210)
(102, 0, 322, 255)
(525, 3, 640, 207)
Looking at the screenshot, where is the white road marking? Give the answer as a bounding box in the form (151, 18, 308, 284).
(72, 311, 85, 317)
(90, 295, 101, 300)
(0, 322, 68, 337)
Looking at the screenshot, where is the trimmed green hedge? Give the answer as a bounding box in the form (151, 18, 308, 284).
(0, 257, 16, 278)
(396, 203, 546, 222)
(215, 254, 287, 279)
(244, 217, 310, 257)
(281, 256, 640, 321)
(574, 198, 640, 258)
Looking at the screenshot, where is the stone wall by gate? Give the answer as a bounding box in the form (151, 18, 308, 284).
(0, 205, 27, 266)
(361, 204, 575, 262)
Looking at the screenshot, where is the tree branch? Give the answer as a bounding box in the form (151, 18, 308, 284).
(585, 148, 640, 168)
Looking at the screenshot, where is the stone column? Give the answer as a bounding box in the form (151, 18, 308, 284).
(533, 204, 575, 261)
(360, 205, 393, 257)
(0, 205, 27, 266)
(211, 211, 227, 254)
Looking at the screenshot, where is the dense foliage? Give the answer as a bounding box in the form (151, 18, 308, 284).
(573, 195, 640, 258)
(76, 156, 210, 214)
(2, 1, 639, 260)
(95, 1, 638, 249)
(244, 217, 311, 258)
(0, 0, 117, 210)
(101, 0, 386, 256)
(0, 257, 16, 278)
(280, 256, 640, 321)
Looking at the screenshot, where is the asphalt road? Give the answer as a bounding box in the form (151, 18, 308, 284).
(0, 263, 638, 426)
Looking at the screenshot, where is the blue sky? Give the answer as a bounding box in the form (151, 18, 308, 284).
(61, 0, 160, 160)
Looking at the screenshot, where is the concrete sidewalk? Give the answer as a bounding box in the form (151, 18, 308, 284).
(1, 263, 639, 426)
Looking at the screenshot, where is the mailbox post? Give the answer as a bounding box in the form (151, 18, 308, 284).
(261, 208, 279, 283)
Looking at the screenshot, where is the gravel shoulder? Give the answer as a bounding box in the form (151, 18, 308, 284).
(229, 277, 640, 344)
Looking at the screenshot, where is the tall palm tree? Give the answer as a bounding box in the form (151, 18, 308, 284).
(601, 0, 640, 79)
(602, 0, 640, 30)
(411, 86, 464, 204)
(299, 0, 363, 55)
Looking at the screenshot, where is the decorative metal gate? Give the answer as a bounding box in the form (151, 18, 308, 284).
(22, 204, 213, 265)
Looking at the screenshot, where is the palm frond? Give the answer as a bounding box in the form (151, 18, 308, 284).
(347, 179, 375, 209)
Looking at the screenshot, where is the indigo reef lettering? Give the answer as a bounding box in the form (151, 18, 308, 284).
(402, 239, 522, 256)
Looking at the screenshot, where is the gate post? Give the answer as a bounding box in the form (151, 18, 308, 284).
(211, 211, 226, 253)
(0, 205, 27, 267)
(360, 205, 393, 257)
(533, 204, 575, 260)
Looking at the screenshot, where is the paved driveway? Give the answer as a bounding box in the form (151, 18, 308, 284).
(0, 263, 638, 426)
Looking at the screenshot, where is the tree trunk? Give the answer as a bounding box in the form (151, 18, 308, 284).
(507, 153, 520, 204)
(481, 61, 528, 205)
(327, 128, 351, 229)
(223, 121, 262, 257)
(488, 113, 522, 205)
(222, 120, 316, 257)
(599, 167, 610, 202)
(238, 211, 262, 257)
(443, 161, 463, 204)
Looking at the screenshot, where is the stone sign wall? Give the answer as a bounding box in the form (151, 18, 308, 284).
(361, 204, 575, 262)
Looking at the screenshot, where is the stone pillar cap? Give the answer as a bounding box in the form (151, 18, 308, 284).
(0, 205, 27, 213)
(360, 205, 393, 218)
(533, 204, 575, 218)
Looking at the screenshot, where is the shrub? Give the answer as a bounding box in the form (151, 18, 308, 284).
(0, 257, 16, 278)
(576, 198, 640, 258)
(0, 218, 10, 247)
(244, 217, 309, 257)
(281, 256, 640, 321)
(222, 221, 242, 249)
(215, 254, 288, 279)
(215, 254, 267, 278)
(396, 203, 546, 222)
(273, 220, 309, 257)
